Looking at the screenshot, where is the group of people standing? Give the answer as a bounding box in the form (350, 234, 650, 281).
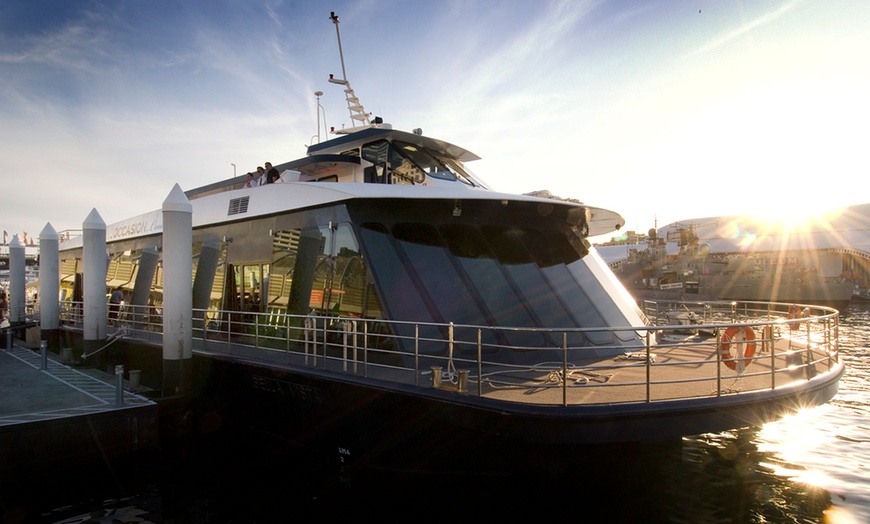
(244, 162, 281, 188)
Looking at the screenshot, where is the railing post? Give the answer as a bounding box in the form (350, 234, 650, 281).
(806, 321, 813, 381)
(766, 325, 776, 390)
(342, 320, 348, 372)
(350, 320, 358, 375)
(304, 316, 311, 365)
(363, 320, 369, 378)
(227, 313, 232, 353)
(645, 330, 651, 402)
(477, 329, 482, 397)
(414, 324, 419, 386)
(314, 317, 321, 366)
(562, 332, 568, 407)
(715, 327, 722, 396)
(448, 322, 454, 369)
(825, 318, 832, 371)
(40, 340, 48, 370)
(285, 313, 291, 354)
(320, 318, 327, 366)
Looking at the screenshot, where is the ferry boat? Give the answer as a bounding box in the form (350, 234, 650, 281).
(53, 14, 844, 472)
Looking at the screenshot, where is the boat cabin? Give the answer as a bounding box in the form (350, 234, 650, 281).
(186, 125, 491, 201)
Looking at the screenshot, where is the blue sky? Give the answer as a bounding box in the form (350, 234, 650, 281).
(2, 0, 868, 243)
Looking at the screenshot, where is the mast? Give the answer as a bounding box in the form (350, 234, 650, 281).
(328, 11, 371, 129)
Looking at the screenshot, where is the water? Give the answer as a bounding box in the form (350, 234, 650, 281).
(4, 303, 869, 523)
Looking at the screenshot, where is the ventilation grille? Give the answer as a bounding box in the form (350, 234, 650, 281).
(228, 196, 250, 216)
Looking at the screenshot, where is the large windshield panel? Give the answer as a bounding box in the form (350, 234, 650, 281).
(442, 158, 487, 188)
(361, 139, 486, 187)
(482, 225, 587, 347)
(392, 141, 457, 182)
(391, 223, 500, 353)
(356, 223, 445, 347)
(349, 200, 645, 362)
(441, 223, 549, 350)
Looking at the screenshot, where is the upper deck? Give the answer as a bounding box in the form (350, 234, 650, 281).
(60, 124, 627, 249)
(186, 124, 490, 200)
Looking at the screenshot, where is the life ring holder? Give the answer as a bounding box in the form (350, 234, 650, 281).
(787, 304, 804, 331)
(719, 326, 757, 371)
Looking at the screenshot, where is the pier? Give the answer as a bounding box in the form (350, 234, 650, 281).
(0, 338, 158, 479)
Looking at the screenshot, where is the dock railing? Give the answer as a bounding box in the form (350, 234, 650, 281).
(59, 299, 841, 406)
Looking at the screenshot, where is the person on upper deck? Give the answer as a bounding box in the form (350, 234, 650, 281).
(255, 166, 267, 186)
(244, 172, 258, 188)
(265, 162, 280, 184)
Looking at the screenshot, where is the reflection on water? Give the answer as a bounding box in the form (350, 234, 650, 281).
(4, 303, 869, 523)
(747, 301, 870, 523)
(674, 431, 835, 523)
(663, 301, 870, 524)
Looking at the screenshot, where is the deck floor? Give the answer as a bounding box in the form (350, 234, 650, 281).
(192, 330, 835, 407)
(476, 335, 828, 405)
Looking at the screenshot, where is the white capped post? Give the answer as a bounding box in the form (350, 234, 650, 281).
(162, 184, 193, 397)
(8, 235, 25, 324)
(83, 209, 108, 358)
(39, 223, 60, 348)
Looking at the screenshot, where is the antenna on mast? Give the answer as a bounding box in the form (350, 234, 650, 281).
(328, 11, 371, 129)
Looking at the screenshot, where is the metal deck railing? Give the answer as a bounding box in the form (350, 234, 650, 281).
(58, 299, 842, 407)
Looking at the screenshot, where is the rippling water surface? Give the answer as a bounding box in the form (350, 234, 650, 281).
(750, 302, 870, 523)
(666, 302, 870, 524)
(7, 304, 870, 523)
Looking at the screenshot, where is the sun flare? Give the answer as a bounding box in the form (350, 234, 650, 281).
(747, 204, 845, 236)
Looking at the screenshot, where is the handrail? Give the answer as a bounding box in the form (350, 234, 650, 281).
(56, 299, 842, 407)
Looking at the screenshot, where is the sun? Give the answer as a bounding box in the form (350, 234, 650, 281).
(747, 200, 844, 236)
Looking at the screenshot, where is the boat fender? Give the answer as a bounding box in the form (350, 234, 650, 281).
(719, 326, 756, 371)
(787, 304, 803, 331)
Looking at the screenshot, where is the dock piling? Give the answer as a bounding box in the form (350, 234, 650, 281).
(82, 209, 108, 360)
(39, 223, 61, 351)
(161, 184, 193, 397)
(9, 235, 25, 325)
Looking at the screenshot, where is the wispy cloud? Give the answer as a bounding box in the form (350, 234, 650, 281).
(687, 0, 799, 58)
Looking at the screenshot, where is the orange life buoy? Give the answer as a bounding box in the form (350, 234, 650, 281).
(787, 304, 803, 331)
(720, 326, 756, 371)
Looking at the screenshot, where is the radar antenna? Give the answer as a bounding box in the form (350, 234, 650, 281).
(328, 11, 371, 129)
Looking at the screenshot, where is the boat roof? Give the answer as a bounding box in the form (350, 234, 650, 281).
(63, 181, 625, 249)
(307, 126, 481, 162)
